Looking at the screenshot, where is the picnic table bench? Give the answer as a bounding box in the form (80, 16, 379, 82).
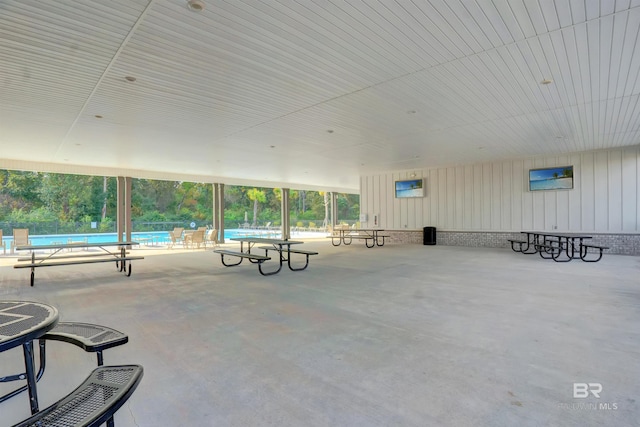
(507, 238, 537, 254)
(347, 233, 389, 248)
(14, 241, 144, 286)
(1, 322, 130, 409)
(579, 243, 610, 262)
(213, 249, 271, 265)
(13, 364, 143, 427)
(214, 237, 312, 275)
(257, 246, 318, 271)
(1, 301, 142, 427)
(329, 228, 388, 248)
(508, 232, 608, 262)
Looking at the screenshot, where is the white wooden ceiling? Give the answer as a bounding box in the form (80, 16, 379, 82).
(2, 0, 640, 192)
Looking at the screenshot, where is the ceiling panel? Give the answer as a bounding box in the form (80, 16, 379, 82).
(1, 0, 640, 193)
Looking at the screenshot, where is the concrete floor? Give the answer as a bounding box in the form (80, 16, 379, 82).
(0, 240, 638, 427)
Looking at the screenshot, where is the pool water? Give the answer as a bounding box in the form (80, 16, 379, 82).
(1, 229, 279, 248)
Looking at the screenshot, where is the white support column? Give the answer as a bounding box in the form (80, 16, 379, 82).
(281, 188, 290, 240)
(215, 183, 225, 243)
(116, 177, 125, 242)
(213, 183, 219, 231)
(117, 177, 132, 243)
(331, 192, 338, 227)
(124, 177, 132, 243)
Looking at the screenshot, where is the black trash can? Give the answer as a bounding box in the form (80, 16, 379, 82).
(423, 226, 436, 245)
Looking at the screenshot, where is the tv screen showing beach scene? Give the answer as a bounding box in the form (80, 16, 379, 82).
(529, 166, 574, 191)
(395, 178, 424, 198)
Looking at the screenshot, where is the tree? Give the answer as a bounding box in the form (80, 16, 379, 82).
(38, 173, 96, 222)
(0, 170, 42, 215)
(101, 177, 108, 219)
(138, 180, 179, 213)
(321, 191, 330, 228)
(288, 190, 299, 219)
(0, 168, 360, 232)
(246, 188, 266, 226)
(300, 190, 306, 212)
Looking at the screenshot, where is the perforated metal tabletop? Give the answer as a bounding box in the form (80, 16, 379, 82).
(0, 301, 59, 352)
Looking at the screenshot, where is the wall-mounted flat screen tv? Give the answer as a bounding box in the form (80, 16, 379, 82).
(529, 166, 573, 191)
(395, 178, 424, 198)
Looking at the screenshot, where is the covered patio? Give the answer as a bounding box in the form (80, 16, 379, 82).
(2, 2, 640, 425)
(1, 241, 637, 426)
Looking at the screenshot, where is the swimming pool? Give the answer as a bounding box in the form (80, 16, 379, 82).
(1, 229, 280, 249)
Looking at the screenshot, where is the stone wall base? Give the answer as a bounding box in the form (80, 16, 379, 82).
(385, 230, 640, 256)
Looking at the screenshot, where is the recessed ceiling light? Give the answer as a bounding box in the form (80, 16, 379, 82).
(125, 76, 136, 82)
(541, 78, 553, 85)
(187, 0, 205, 12)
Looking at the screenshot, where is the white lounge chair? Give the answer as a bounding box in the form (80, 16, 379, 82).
(168, 227, 184, 248)
(205, 229, 219, 248)
(11, 228, 31, 254)
(185, 229, 206, 249)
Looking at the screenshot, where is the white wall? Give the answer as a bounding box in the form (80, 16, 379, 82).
(360, 146, 640, 233)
